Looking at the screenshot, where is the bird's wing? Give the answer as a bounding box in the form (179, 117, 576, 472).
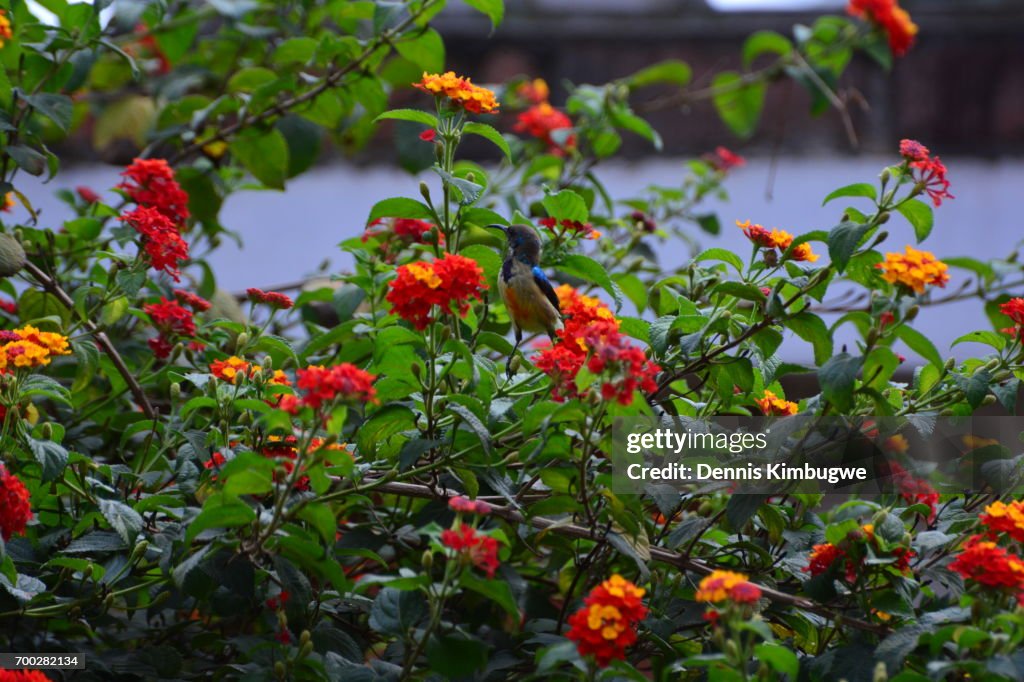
(532, 265, 561, 314)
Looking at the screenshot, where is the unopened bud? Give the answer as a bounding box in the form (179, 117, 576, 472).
(509, 355, 522, 374)
(880, 169, 891, 185)
(698, 501, 714, 516)
(300, 630, 311, 647)
(944, 357, 957, 372)
(874, 661, 888, 682)
(867, 328, 880, 345)
(877, 212, 890, 225)
(465, 172, 476, 184)
(274, 661, 286, 679)
(422, 550, 434, 571)
(435, 144, 444, 162)
(411, 363, 422, 379)
(82, 565, 93, 580)
(69, 605, 82, 618)
(902, 532, 912, 546)
(299, 641, 313, 658)
(262, 355, 274, 371)
(419, 181, 431, 203)
(871, 510, 888, 527)
(235, 332, 249, 351)
(763, 249, 778, 268)
(983, 359, 1001, 372)
(724, 640, 740, 660)
(250, 367, 263, 383)
(40, 422, 53, 440)
(981, 395, 997, 406)
(104, 593, 114, 609)
(438, 326, 451, 342)
(905, 305, 919, 322)
(170, 382, 182, 401)
(239, 411, 252, 425)
(131, 541, 149, 562)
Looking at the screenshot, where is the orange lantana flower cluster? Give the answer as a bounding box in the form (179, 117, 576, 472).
(694, 570, 762, 604)
(261, 435, 352, 492)
(980, 500, 1024, 544)
(566, 575, 648, 668)
(209, 356, 290, 386)
(737, 220, 819, 262)
(413, 72, 499, 114)
(755, 389, 798, 416)
(847, 0, 917, 57)
(998, 298, 1024, 341)
(0, 325, 71, 371)
(0, 10, 13, 49)
(386, 253, 487, 330)
(533, 285, 659, 405)
(875, 246, 949, 294)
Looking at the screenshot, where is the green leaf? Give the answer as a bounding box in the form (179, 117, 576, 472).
(625, 59, 692, 89)
(7, 145, 47, 176)
(25, 93, 73, 131)
(369, 587, 427, 636)
(608, 106, 662, 150)
(461, 0, 504, 28)
(951, 330, 1006, 351)
(185, 493, 256, 544)
(726, 494, 767, 530)
(956, 370, 991, 409)
(896, 326, 943, 369)
(827, 220, 872, 274)
(230, 129, 289, 189)
(464, 122, 512, 161)
(896, 199, 934, 243)
(448, 402, 492, 456)
(432, 166, 483, 206)
(743, 31, 793, 68)
(755, 643, 798, 679)
(98, 499, 144, 544)
(711, 71, 766, 139)
(695, 247, 743, 273)
(395, 28, 445, 74)
(227, 66, 277, 93)
(375, 108, 439, 127)
(818, 353, 862, 412)
(27, 438, 68, 482)
(558, 254, 622, 310)
(367, 196, 434, 223)
(784, 312, 832, 365)
(542, 188, 588, 223)
(822, 183, 877, 206)
(272, 37, 319, 66)
(461, 572, 519, 621)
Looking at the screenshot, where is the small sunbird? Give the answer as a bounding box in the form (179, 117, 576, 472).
(488, 224, 562, 378)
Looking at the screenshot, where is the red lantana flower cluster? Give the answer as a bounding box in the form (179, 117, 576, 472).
(440, 524, 500, 578)
(804, 523, 915, 583)
(122, 206, 190, 281)
(566, 575, 648, 668)
(118, 158, 190, 226)
(144, 297, 196, 358)
(949, 536, 1024, 605)
(386, 254, 487, 330)
(886, 461, 939, 522)
(515, 102, 575, 155)
(538, 217, 600, 241)
(534, 286, 659, 405)
(998, 298, 1024, 341)
(980, 500, 1024, 543)
(0, 465, 32, 541)
(847, 0, 918, 57)
(279, 364, 377, 415)
(702, 146, 746, 173)
(247, 288, 294, 310)
(173, 289, 211, 312)
(449, 496, 491, 515)
(0, 670, 53, 682)
(899, 139, 954, 207)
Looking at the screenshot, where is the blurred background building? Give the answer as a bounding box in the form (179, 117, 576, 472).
(20, 0, 1024, 363)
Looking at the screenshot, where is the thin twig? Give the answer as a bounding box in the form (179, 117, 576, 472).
(23, 262, 157, 421)
(366, 479, 890, 636)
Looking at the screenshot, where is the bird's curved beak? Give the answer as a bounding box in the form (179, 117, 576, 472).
(486, 223, 509, 236)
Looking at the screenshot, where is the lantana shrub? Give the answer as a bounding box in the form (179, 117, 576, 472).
(0, 1, 1022, 680)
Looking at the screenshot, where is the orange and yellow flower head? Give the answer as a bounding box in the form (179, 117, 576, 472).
(414, 72, 499, 114)
(876, 246, 949, 294)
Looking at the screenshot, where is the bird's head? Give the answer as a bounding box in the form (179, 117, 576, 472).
(489, 223, 542, 264)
